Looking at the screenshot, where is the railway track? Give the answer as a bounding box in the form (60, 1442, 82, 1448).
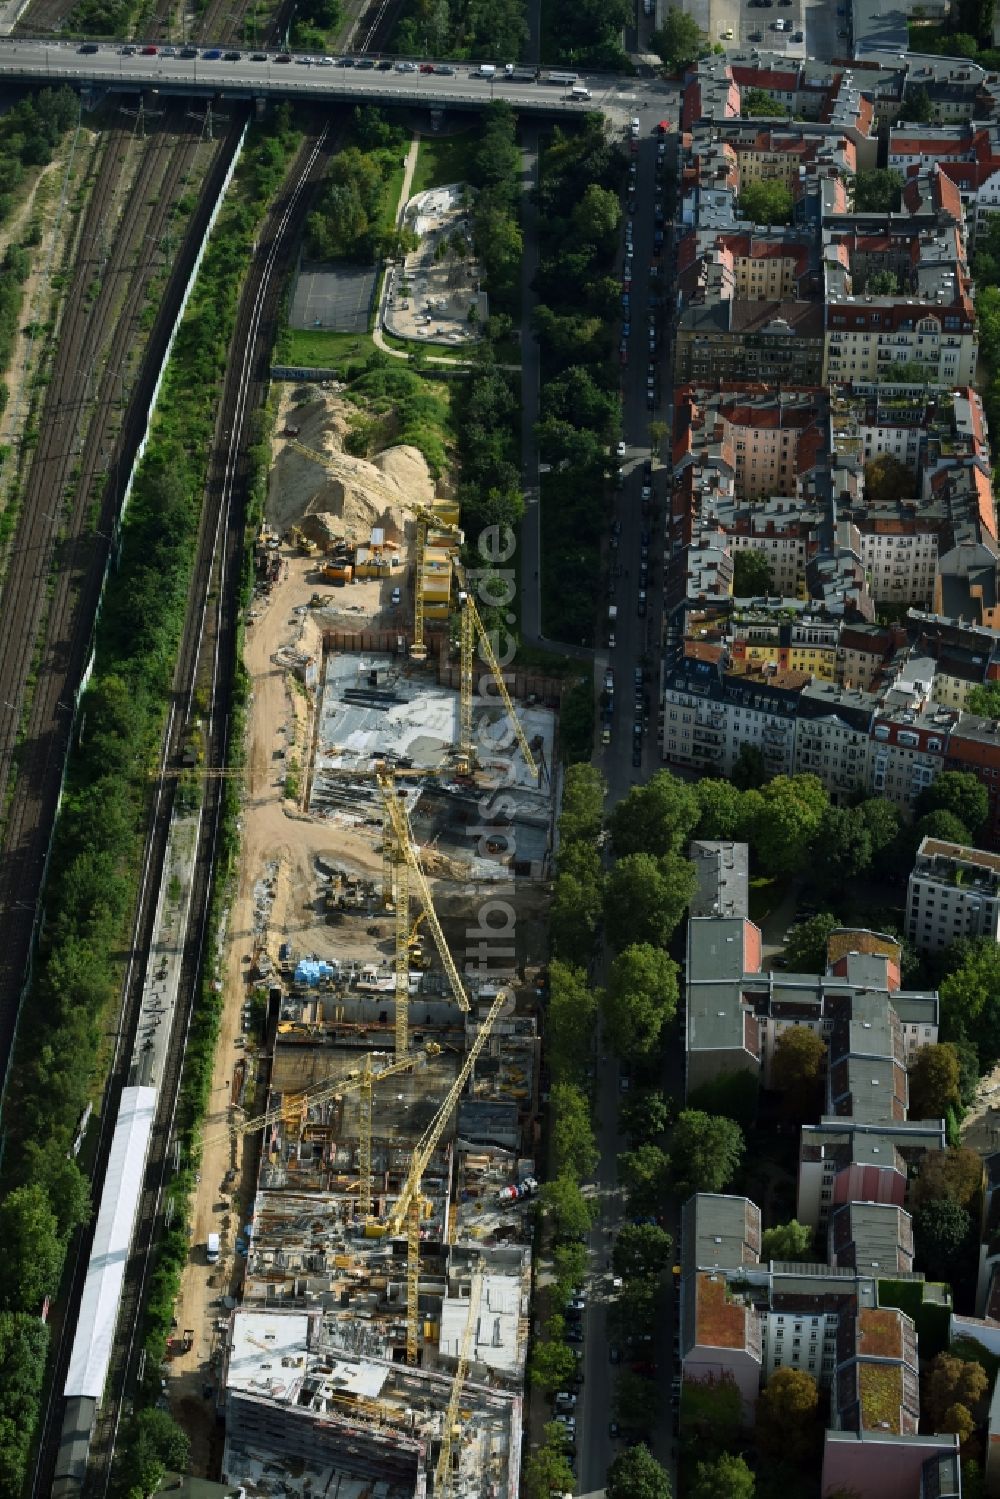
(74, 119, 333, 1497)
(0, 102, 222, 1096)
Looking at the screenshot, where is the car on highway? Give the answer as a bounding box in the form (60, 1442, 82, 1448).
(615, 440, 626, 458)
(180, 46, 198, 57)
(275, 52, 291, 61)
(436, 64, 456, 73)
(224, 50, 242, 60)
(141, 44, 158, 53)
(203, 48, 222, 59)
(420, 62, 435, 72)
(377, 58, 393, 67)
(337, 55, 355, 65)
(396, 60, 418, 71)
(78, 41, 99, 52)
(637, 591, 647, 616)
(250, 51, 268, 60)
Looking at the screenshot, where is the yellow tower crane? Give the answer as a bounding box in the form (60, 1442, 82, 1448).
(231, 1044, 441, 1218)
(375, 986, 507, 1364)
(277, 439, 538, 783)
(452, 558, 539, 781)
(434, 1260, 485, 1499)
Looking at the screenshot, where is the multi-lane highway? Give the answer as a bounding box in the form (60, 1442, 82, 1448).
(0, 39, 673, 121)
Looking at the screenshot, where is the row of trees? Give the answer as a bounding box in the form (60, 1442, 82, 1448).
(305, 111, 414, 263)
(467, 102, 523, 313)
(611, 764, 991, 887)
(534, 116, 624, 642)
(0, 117, 303, 1494)
(544, 0, 631, 70)
(394, 0, 527, 69)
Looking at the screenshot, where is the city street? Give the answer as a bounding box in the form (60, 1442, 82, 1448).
(577, 87, 683, 1494)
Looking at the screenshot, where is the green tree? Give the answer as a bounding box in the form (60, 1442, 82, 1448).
(606, 1443, 672, 1499)
(694, 779, 746, 840)
(731, 745, 767, 790)
(547, 961, 600, 1083)
(869, 455, 917, 503)
(551, 1083, 599, 1180)
(751, 775, 828, 878)
(603, 852, 697, 949)
(13, 1144, 91, 1241)
(738, 179, 794, 226)
(966, 683, 1000, 719)
(858, 798, 904, 871)
(902, 83, 934, 122)
(650, 8, 706, 70)
(940, 940, 1000, 1065)
(679, 1374, 744, 1458)
(917, 771, 989, 834)
(669, 1110, 744, 1197)
(853, 168, 904, 212)
(560, 763, 607, 843)
(572, 183, 622, 244)
(0, 1312, 48, 1497)
(550, 869, 604, 958)
(924, 1351, 989, 1429)
(813, 805, 874, 885)
(742, 87, 787, 116)
(911, 1146, 983, 1212)
(771, 1026, 827, 1120)
(760, 1219, 813, 1262)
(603, 944, 679, 1060)
(732, 549, 775, 597)
(756, 1368, 820, 1464)
(523, 1434, 575, 1499)
(620, 1090, 673, 1144)
(914, 1198, 974, 1281)
(620, 1143, 671, 1216)
(609, 771, 701, 857)
(0, 1185, 64, 1315)
(612, 1222, 674, 1281)
(784, 912, 839, 973)
(614, 1370, 661, 1433)
(690, 1453, 755, 1499)
(539, 1173, 595, 1239)
(866, 270, 900, 295)
(909, 1043, 961, 1119)
(113, 1408, 190, 1498)
(687, 1069, 759, 1127)
(529, 1338, 577, 1393)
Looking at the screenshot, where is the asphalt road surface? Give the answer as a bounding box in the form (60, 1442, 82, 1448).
(0, 38, 675, 124)
(576, 89, 683, 1494)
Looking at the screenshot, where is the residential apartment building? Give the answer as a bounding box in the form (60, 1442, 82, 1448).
(906, 836, 1000, 952)
(793, 682, 876, 800)
(674, 299, 826, 385)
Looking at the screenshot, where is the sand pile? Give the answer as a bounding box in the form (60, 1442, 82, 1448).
(267, 388, 436, 554)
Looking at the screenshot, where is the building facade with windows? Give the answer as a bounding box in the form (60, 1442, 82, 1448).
(906, 835, 1000, 952)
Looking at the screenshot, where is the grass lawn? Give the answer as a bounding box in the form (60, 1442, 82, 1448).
(280, 327, 375, 369)
(410, 130, 478, 197)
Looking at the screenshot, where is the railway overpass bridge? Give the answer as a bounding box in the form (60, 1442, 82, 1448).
(0, 39, 673, 124)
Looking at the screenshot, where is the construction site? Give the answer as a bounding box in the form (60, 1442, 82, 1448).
(165, 382, 554, 1496)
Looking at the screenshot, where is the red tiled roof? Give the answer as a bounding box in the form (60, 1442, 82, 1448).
(732, 66, 800, 93)
(974, 465, 997, 539)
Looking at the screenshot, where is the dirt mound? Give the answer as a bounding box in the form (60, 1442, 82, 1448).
(267, 388, 435, 554)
